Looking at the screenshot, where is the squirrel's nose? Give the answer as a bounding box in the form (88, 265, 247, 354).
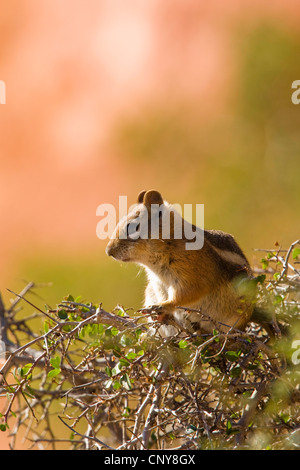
(106, 239, 118, 258)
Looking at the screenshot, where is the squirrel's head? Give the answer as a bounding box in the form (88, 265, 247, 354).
(105, 190, 181, 265)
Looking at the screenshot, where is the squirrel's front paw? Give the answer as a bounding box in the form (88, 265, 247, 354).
(138, 304, 173, 324)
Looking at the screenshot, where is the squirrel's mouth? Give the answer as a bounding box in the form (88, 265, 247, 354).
(107, 252, 131, 263)
(117, 257, 130, 262)
(106, 241, 134, 262)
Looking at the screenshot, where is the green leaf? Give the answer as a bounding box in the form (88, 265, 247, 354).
(178, 340, 188, 349)
(274, 294, 284, 305)
(0, 424, 7, 432)
(230, 366, 242, 378)
(113, 347, 121, 357)
(292, 248, 300, 259)
(213, 329, 220, 342)
(13, 369, 21, 384)
(261, 258, 269, 269)
(97, 323, 104, 335)
(135, 328, 142, 340)
(126, 352, 137, 360)
(226, 420, 239, 435)
(79, 327, 85, 339)
(255, 274, 266, 284)
(62, 324, 72, 332)
(20, 363, 32, 377)
(225, 350, 241, 362)
(226, 420, 232, 434)
(105, 328, 112, 337)
(47, 368, 61, 378)
(58, 309, 68, 320)
(81, 306, 90, 313)
(119, 358, 130, 368)
(115, 309, 125, 317)
(50, 356, 61, 369)
(279, 413, 291, 424)
(122, 407, 130, 418)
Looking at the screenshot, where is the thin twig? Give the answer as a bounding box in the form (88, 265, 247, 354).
(58, 416, 114, 450)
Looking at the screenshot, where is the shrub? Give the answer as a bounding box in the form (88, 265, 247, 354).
(0, 241, 299, 450)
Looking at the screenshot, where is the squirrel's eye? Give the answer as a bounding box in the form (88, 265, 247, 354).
(126, 221, 140, 240)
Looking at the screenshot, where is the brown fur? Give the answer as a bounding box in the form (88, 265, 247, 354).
(106, 190, 254, 335)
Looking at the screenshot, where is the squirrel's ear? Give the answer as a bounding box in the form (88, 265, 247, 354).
(137, 190, 147, 203)
(143, 190, 164, 208)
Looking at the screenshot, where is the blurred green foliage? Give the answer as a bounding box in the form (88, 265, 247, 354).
(115, 21, 300, 252)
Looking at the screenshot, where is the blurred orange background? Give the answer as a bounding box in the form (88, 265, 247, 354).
(0, 0, 300, 448)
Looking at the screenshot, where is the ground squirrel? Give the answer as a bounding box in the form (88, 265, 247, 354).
(106, 190, 255, 336)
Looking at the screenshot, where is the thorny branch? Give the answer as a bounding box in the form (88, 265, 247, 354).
(0, 240, 299, 450)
